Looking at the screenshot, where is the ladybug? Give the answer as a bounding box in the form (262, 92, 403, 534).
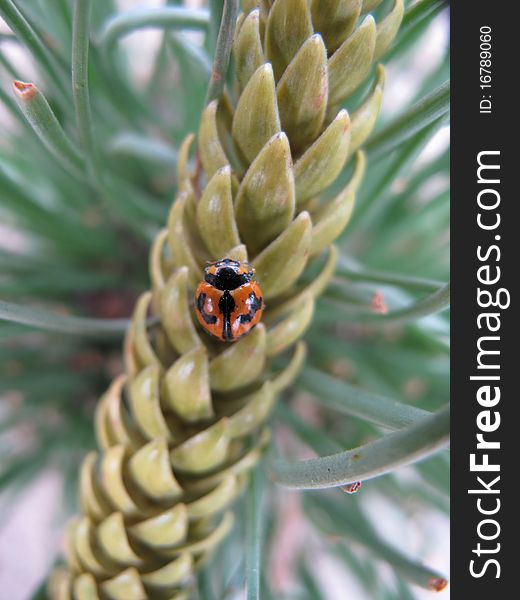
(194, 258, 265, 342)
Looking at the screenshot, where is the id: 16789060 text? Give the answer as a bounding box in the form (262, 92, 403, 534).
(480, 26, 492, 114)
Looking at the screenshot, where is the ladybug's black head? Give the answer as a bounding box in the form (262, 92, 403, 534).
(205, 258, 253, 291)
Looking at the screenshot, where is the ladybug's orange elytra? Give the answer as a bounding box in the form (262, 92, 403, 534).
(194, 258, 265, 342)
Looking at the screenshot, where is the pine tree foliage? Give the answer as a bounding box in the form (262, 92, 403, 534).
(0, 1, 450, 598)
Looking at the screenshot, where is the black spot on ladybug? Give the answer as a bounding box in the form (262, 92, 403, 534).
(197, 293, 217, 325)
(218, 291, 236, 341)
(239, 292, 263, 324)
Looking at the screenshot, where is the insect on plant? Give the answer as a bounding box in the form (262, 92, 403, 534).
(0, 1, 450, 599)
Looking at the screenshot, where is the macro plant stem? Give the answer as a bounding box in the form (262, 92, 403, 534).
(275, 402, 343, 457)
(401, 0, 448, 36)
(73, 1, 175, 238)
(2, 0, 451, 596)
(365, 81, 450, 160)
(299, 367, 430, 430)
(369, 281, 450, 324)
(307, 495, 449, 591)
(322, 281, 450, 326)
(270, 405, 450, 490)
(245, 466, 264, 600)
(0, 0, 69, 99)
(11, 81, 84, 178)
(336, 258, 444, 293)
(0, 85, 23, 124)
(374, 530, 450, 592)
(0, 300, 131, 337)
(0, 0, 453, 596)
(71, 0, 122, 221)
(108, 132, 178, 167)
(197, 568, 214, 600)
(0, 43, 18, 77)
(11, 78, 154, 239)
(385, 0, 449, 62)
(96, 6, 210, 130)
(207, 0, 224, 53)
(205, 0, 239, 105)
(72, 0, 97, 174)
(352, 120, 443, 229)
(98, 6, 210, 54)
